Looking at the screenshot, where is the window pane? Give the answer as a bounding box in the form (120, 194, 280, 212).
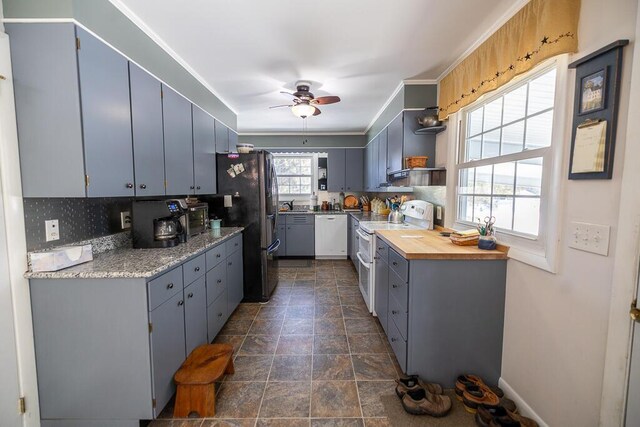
(492, 197, 514, 230)
(459, 168, 475, 194)
(528, 68, 556, 115)
(475, 196, 492, 221)
(514, 197, 540, 235)
(301, 177, 311, 185)
(501, 121, 525, 155)
(483, 99, 503, 131)
(525, 110, 553, 149)
(516, 158, 543, 196)
(459, 196, 474, 222)
(482, 130, 500, 159)
(468, 108, 483, 136)
(503, 85, 527, 124)
(475, 165, 492, 194)
(466, 136, 482, 161)
(493, 162, 515, 195)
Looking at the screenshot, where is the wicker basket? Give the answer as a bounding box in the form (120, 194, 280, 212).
(405, 156, 428, 169)
(450, 238, 479, 246)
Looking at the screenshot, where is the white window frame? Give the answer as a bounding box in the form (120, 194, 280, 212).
(273, 153, 316, 197)
(451, 56, 570, 273)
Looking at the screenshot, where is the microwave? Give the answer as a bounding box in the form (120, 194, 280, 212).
(186, 203, 209, 236)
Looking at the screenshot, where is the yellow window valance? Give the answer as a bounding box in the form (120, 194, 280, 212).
(438, 0, 580, 120)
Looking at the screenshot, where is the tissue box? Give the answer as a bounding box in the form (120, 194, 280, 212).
(30, 245, 93, 272)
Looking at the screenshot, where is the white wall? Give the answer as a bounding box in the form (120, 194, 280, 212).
(439, 0, 639, 425)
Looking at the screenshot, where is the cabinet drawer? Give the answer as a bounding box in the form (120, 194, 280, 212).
(389, 293, 408, 341)
(148, 266, 183, 311)
(388, 249, 408, 282)
(387, 318, 407, 373)
(207, 290, 228, 341)
(206, 244, 226, 270)
(375, 238, 389, 263)
(206, 261, 227, 306)
(285, 214, 314, 225)
(225, 234, 242, 255)
(389, 270, 409, 312)
(183, 253, 205, 285)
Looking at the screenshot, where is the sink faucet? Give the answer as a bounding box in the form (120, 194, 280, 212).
(282, 201, 294, 211)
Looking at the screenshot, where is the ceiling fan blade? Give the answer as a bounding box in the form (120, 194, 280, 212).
(269, 104, 293, 109)
(313, 107, 321, 116)
(311, 96, 341, 105)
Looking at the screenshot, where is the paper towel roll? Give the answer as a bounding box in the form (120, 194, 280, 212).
(224, 195, 233, 207)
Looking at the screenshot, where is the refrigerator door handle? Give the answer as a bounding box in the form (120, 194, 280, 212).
(267, 239, 281, 254)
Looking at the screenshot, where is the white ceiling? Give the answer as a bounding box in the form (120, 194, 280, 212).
(112, 0, 516, 134)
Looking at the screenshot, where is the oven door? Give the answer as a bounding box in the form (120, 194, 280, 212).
(357, 228, 372, 261)
(356, 252, 372, 312)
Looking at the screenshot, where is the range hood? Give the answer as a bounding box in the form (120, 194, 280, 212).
(386, 168, 446, 187)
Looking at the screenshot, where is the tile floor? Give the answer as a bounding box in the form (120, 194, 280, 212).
(151, 259, 401, 427)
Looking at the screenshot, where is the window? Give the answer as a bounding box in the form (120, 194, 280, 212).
(457, 67, 556, 238)
(274, 155, 313, 196)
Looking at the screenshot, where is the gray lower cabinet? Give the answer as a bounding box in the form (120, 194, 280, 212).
(129, 62, 166, 197)
(184, 276, 208, 356)
(226, 240, 244, 313)
(207, 290, 228, 339)
(277, 224, 287, 256)
(215, 119, 230, 153)
(284, 215, 315, 256)
(192, 104, 217, 195)
(374, 242, 507, 387)
(163, 84, 195, 195)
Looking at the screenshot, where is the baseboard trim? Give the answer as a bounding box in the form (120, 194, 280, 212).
(499, 377, 549, 427)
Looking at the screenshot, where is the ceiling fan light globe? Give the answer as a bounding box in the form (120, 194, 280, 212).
(291, 103, 316, 118)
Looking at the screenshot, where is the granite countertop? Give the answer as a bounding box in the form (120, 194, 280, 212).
(278, 210, 349, 215)
(25, 227, 244, 280)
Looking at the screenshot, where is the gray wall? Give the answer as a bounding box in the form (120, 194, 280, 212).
(3, 0, 237, 129)
(366, 86, 405, 143)
(241, 134, 366, 149)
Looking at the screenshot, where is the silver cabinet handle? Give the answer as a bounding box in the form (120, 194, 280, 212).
(139, 184, 147, 189)
(392, 310, 398, 315)
(167, 283, 174, 289)
(392, 284, 398, 288)
(392, 261, 398, 266)
(126, 183, 133, 189)
(178, 300, 184, 306)
(190, 185, 195, 190)
(188, 292, 194, 298)
(216, 254, 221, 258)
(391, 337, 397, 342)
(218, 312, 223, 317)
(196, 186, 201, 190)
(195, 267, 200, 272)
(217, 279, 222, 284)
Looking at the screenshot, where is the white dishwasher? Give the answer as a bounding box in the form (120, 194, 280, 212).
(315, 215, 348, 259)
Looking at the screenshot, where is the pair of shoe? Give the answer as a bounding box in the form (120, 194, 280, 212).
(395, 375, 452, 417)
(456, 374, 515, 414)
(476, 404, 539, 427)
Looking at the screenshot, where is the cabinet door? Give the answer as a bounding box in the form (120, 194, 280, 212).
(371, 136, 379, 189)
(378, 128, 388, 187)
(327, 149, 346, 192)
(162, 84, 194, 195)
(277, 225, 287, 256)
(215, 120, 230, 153)
(149, 291, 186, 417)
(228, 130, 239, 153)
(374, 257, 389, 335)
(129, 63, 166, 196)
(184, 277, 208, 355)
(227, 249, 244, 314)
(345, 149, 364, 192)
(208, 290, 228, 341)
(76, 27, 134, 197)
(192, 105, 216, 195)
(387, 114, 404, 173)
(286, 224, 315, 256)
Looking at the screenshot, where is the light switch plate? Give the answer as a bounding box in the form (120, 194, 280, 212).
(568, 221, 610, 256)
(436, 206, 442, 220)
(45, 219, 59, 242)
(120, 211, 131, 229)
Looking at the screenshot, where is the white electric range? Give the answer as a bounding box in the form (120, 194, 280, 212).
(355, 200, 434, 313)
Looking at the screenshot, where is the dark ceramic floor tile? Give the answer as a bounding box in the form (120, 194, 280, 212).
(268, 293, 291, 306)
(229, 304, 261, 320)
(363, 419, 390, 427)
(341, 304, 370, 318)
(315, 287, 339, 297)
(239, 335, 278, 355)
(294, 280, 316, 289)
(351, 354, 397, 380)
(315, 294, 341, 305)
(249, 318, 284, 336)
(344, 318, 379, 335)
(282, 318, 314, 335)
(257, 305, 288, 319)
(296, 272, 316, 280)
(289, 293, 316, 306)
(311, 419, 364, 427)
(313, 335, 350, 354)
(286, 305, 315, 318)
(258, 381, 311, 418)
(201, 420, 255, 427)
(312, 354, 354, 380)
(276, 335, 313, 355)
(277, 278, 295, 287)
(214, 381, 265, 418)
(316, 278, 338, 287)
(310, 381, 361, 417)
(256, 420, 310, 427)
(336, 278, 359, 287)
(356, 381, 396, 417)
(212, 335, 245, 354)
(148, 420, 203, 427)
(314, 318, 346, 335)
(315, 304, 343, 319)
(219, 319, 253, 336)
(338, 287, 361, 297)
(347, 334, 387, 354)
(227, 355, 273, 381)
(270, 355, 312, 381)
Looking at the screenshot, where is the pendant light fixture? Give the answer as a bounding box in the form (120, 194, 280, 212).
(291, 103, 317, 118)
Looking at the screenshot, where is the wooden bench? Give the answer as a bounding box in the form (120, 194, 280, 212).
(173, 343, 235, 417)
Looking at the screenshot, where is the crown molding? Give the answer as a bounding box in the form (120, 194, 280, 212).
(403, 79, 438, 85)
(363, 81, 405, 136)
(239, 132, 365, 136)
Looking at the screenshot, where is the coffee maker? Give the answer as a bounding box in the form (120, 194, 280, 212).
(132, 199, 188, 248)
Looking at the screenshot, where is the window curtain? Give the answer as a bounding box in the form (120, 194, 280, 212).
(438, 0, 580, 120)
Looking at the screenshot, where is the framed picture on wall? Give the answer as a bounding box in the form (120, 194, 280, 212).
(579, 68, 607, 115)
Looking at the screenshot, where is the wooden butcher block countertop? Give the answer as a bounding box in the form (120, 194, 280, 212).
(375, 229, 509, 260)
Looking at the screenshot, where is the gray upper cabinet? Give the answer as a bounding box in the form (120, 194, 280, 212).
(162, 85, 195, 195)
(387, 113, 404, 173)
(377, 128, 388, 187)
(327, 149, 346, 192)
(7, 23, 86, 197)
(192, 105, 216, 195)
(228, 129, 239, 153)
(370, 136, 379, 189)
(345, 149, 364, 192)
(129, 63, 166, 197)
(215, 120, 230, 153)
(77, 27, 135, 197)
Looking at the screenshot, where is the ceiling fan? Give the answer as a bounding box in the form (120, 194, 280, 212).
(270, 81, 341, 118)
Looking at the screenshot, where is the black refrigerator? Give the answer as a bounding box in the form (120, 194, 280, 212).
(207, 151, 280, 302)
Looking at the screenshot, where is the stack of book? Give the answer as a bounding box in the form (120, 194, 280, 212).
(450, 229, 480, 246)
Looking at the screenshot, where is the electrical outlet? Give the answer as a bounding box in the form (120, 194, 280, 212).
(568, 221, 610, 256)
(120, 211, 131, 229)
(45, 219, 59, 242)
(436, 206, 443, 220)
